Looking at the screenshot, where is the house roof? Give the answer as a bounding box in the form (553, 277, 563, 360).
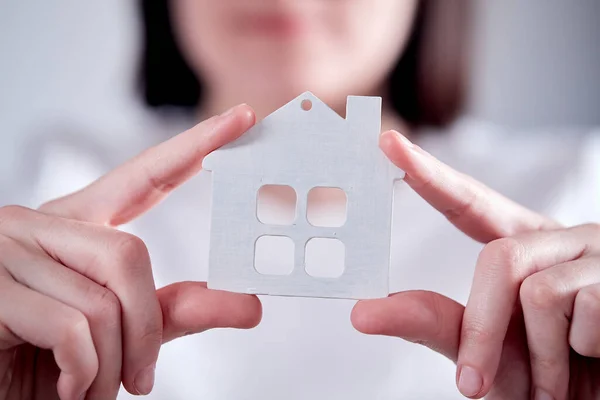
(202, 92, 387, 179)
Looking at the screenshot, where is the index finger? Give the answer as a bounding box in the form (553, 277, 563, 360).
(379, 130, 560, 243)
(40, 104, 255, 226)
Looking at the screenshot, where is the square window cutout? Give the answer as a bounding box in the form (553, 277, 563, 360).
(254, 235, 294, 275)
(305, 238, 345, 278)
(257, 185, 297, 225)
(307, 187, 347, 227)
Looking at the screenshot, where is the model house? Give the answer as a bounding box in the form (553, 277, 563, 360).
(202, 92, 403, 299)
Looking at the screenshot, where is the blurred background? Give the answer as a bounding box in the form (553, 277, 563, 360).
(0, 0, 599, 155)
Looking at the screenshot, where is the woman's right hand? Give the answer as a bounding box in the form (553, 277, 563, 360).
(0, 104, 262, 400)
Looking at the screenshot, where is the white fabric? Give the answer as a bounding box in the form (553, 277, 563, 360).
(1, 113, 599, 399)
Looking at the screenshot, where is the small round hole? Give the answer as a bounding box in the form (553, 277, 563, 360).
(301, 99, 312, 111)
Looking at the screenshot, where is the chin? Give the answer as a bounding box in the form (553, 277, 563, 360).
(259, 62, 345, 97)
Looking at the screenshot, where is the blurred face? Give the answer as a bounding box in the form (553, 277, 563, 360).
(172, 0, 418, 113)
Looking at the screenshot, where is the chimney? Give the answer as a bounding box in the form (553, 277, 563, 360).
(345, 96, 382, 144)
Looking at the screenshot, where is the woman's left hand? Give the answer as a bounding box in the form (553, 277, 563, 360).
(352, 131, 600, 400)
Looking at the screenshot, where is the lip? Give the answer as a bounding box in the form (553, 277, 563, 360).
(234, 13, 307, 37)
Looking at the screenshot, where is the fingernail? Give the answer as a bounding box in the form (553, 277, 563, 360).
(457, 365, 483, 397)
(220, 104, 243, 118)
(392, 130, 414, 148)
(535, 388, 554, 400)
(134, 363, 156, 395)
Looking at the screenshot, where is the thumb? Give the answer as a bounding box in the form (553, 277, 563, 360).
(157, 282, 262, 343)
(351, 290, 464, 363)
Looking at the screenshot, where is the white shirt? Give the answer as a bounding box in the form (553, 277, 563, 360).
(2, 112, 599, 400)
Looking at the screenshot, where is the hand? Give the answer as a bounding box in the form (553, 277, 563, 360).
(0, 105, 262, 400)
(352, 131, 600, 400)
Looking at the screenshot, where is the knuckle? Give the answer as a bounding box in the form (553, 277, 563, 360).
(0, 235, 30, 268)
(575, 288, 600, 320)
(394, 291, 446, 342)
(60, 310, 92, 347)
(37, 199, 58, 213)
(482, 238, 526, 270)
(421, 292, 446, 340)
(444, 194, 477, 222)
(143, 159, 175, 195)
(461, 319, 496, 348)
(109, 232, 150, 272)
(160, 288, 186, 333)
(582, 222, 600, 242)
(520, 274, 563, 311)
(478, 237, 527, 281)
(0, 234, 14, 254)
(87, 287, 122, 329)
(0, 205, 31, 227)
(529, 352, 561, 371)
(140, 318, 163, 347)
(160, 285, 188, 331)
(583, 222, 600, 232)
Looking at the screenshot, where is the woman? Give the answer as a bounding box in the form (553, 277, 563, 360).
(1, 0, 599, 399)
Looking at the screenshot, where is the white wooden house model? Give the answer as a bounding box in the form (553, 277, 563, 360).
(202, 92, 403, 299)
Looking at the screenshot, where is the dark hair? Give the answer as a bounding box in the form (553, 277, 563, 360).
(139, 0, 471, 127)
